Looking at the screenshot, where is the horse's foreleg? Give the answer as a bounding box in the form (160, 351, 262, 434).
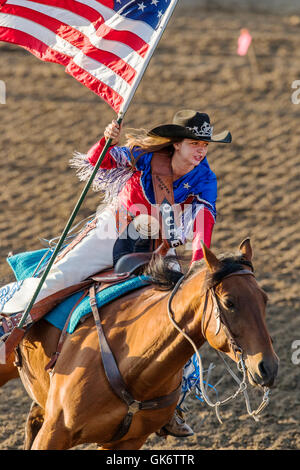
(24, 401, 45, 450)
(30, 412, 73, 450)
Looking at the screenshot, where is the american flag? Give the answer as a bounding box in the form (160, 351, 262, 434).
(0, 0, 176, 113)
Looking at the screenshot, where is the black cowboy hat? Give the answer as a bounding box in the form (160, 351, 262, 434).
(149, 109, 232, 143)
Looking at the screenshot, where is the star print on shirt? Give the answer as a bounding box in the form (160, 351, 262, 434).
(183, 183, 191, 190)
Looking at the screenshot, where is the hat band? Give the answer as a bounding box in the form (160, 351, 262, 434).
(186, 122, 213, 138)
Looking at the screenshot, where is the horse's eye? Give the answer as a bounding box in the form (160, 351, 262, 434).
(225, 299, 235, 310)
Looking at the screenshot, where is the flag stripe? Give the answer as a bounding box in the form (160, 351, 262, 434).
(2, 4, 137, 84)
(67, 59, 124, 111)
(70, 50, 131, 98)
(93, 23, 148, 58)
(0, 12, 79, 55)
(0, 25, 72, 64)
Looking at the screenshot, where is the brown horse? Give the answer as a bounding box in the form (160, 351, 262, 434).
(4, 239, 279, 450)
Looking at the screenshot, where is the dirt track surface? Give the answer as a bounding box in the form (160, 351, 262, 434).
(0, 6, 300, 450)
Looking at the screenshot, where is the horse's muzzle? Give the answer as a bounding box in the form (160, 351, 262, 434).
(247, 355, 279, 388)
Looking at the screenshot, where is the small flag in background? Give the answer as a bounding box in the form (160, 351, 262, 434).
(0, 0, 173, 113)
(237, 28, 252, 56)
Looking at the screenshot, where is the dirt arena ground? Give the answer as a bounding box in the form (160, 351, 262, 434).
(0, 4, 299, 450)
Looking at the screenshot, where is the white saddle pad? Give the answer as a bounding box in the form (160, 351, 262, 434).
(0, 277, 40, 314)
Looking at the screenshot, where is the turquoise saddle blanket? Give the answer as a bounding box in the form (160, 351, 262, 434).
(7, 249, 151, 334)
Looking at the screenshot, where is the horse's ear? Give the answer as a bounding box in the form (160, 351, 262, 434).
(239, 237, 253, 261)
(200, 241, 221, 271)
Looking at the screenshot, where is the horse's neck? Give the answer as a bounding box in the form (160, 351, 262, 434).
(123, 269, 208, 397)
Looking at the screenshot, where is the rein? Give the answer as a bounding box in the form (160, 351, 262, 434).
(167, 263, 270, 424)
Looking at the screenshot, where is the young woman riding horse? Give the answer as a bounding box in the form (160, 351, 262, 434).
(1, 109, 231, 436)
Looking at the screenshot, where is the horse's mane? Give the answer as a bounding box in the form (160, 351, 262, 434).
(142, 255, 183, 291)
(143, 252, 253, 291)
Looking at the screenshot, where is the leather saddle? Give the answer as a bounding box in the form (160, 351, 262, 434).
(95, 252, 153, 281)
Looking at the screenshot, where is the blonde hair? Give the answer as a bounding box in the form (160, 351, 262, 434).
(124, 128, 183, 168)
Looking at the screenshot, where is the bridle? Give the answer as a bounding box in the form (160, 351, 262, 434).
(167, 261, 270, 424)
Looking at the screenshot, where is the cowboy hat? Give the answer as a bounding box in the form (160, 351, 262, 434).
(149, 109, 232, 143)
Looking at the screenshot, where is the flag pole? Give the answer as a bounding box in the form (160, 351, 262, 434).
(15, 0, 180, 330)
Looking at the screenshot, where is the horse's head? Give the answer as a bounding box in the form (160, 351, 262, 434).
(200, 238, 279, 388)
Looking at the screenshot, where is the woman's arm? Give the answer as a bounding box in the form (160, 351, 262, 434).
(190, 174, 217, 263)
(191, 206, 215, 263)
(87, 120, 133, 169)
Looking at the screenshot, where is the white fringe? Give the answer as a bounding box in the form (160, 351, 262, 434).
(70, 152, 134, 206)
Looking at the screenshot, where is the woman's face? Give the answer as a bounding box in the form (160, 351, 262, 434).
(174, 139, 209, 167)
